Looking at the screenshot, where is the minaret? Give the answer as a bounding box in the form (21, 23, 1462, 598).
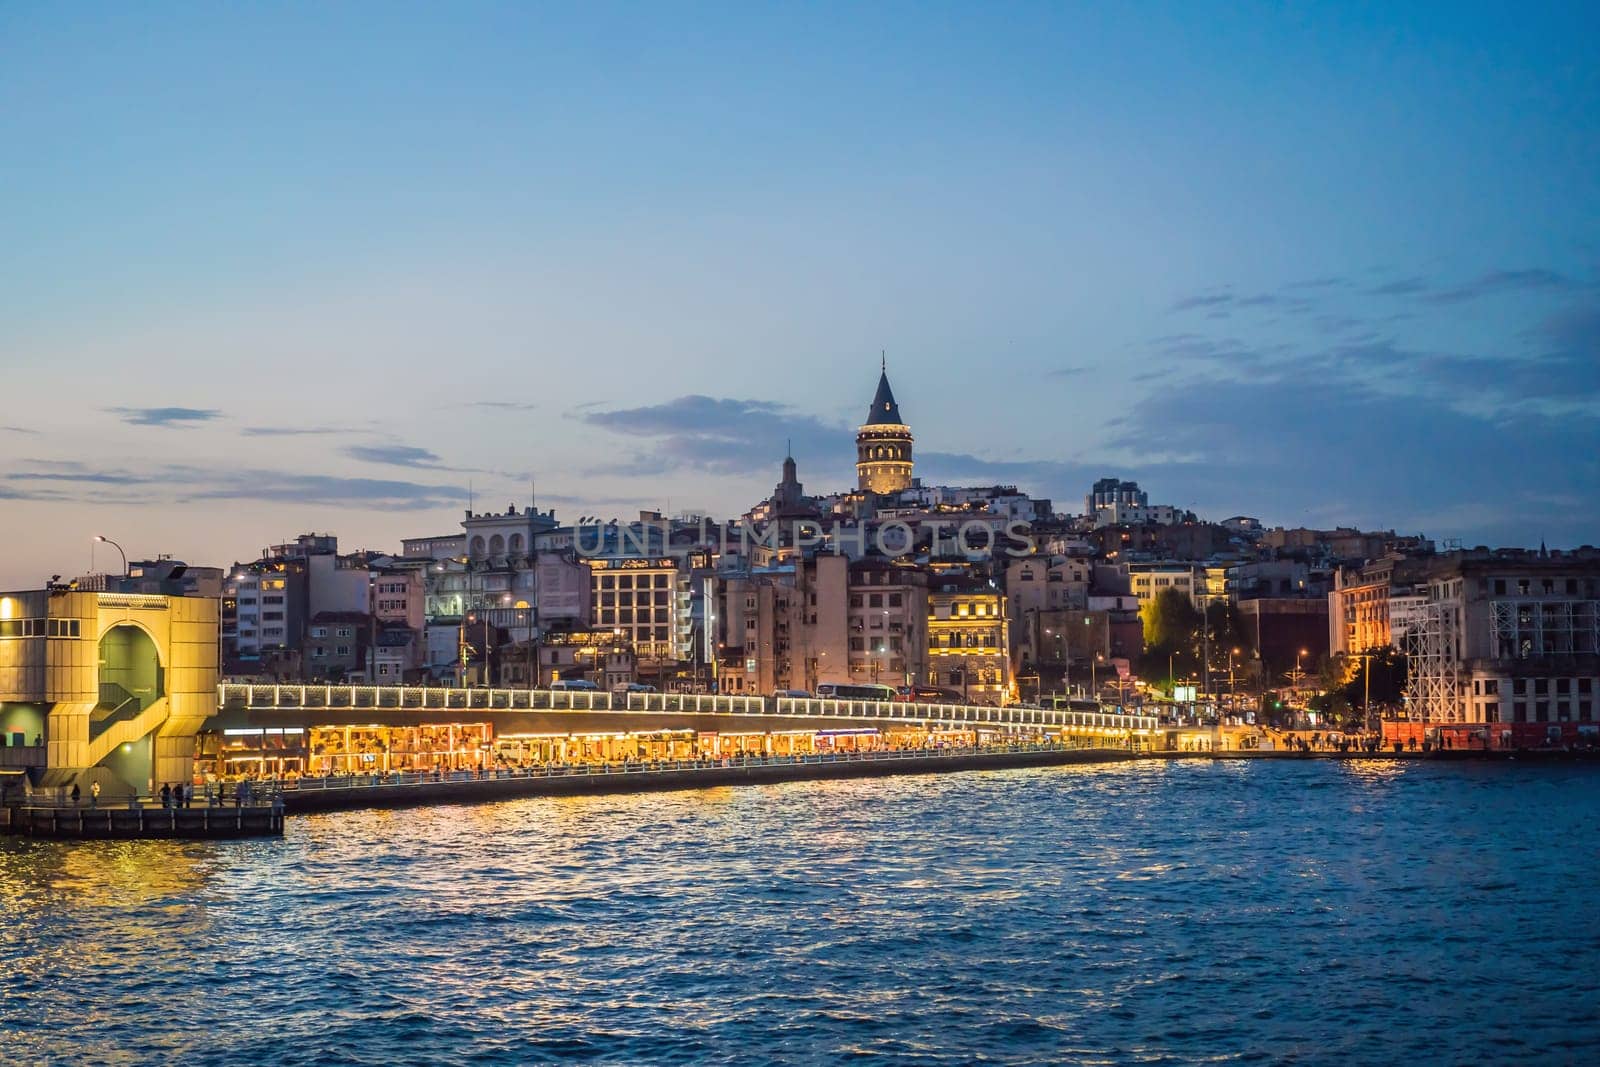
(771, 441, 810, 517)
(855, 357, 914, 494)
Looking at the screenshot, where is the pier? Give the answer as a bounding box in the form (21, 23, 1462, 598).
(276, 743, 1136, 813)
(4, 798, 283, 839)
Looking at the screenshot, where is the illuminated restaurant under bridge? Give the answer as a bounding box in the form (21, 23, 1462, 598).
(202, 684, 1158, 778)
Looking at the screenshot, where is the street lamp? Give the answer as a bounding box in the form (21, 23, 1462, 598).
(93, 535, 127, 577)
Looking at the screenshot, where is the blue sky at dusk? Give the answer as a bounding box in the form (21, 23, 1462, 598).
(1, 2, 1597, 585)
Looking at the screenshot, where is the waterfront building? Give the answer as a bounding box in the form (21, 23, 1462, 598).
(0, 584, 219, 794)
(1235, 599, 1329, 678)
(1397, 548, 1600, 734)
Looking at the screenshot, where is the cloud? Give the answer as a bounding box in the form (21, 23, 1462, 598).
(1171, 291, 1236, 311)
(1099, 369, 1600, 547)
(344, 444, 446, 469)
(1366, 276, 1429, 296)
(1049, 366, 1091, 378)
(1365, 269, 1581, 304)
(0, 484, 64, 501)
(188, 472, 468, 511)
(461, 401, 538, 412)
(2, 458, 469, 512)
(918, 450, 1096, 492)
(241, 425, 352, 437)
(582, 395, 842, 475)
(1171, 289, 1311, 315)
(1, 425, 39, 435)
(106, 406, 223, 428)
(1424, 268, 1578, 304)
(5, 470, 157, 486)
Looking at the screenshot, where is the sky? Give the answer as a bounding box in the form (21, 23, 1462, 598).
(1, 2, 1597, 587)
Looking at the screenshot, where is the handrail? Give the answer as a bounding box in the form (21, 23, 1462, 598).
(217, 682, 1159, 732)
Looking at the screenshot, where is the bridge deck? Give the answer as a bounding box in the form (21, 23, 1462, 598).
(218, 683, 1157, 733)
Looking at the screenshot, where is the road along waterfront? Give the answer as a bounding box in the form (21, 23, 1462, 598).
(2, 758, 1597, 1065)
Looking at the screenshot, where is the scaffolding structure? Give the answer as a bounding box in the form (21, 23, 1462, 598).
(1490, 599, 1600, 659)
(1403, 594, 1463, 723)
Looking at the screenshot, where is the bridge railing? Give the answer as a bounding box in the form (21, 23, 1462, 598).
(217, 683, 1158, 733)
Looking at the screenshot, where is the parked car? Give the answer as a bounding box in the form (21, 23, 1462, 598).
(549, 678, 601, 691)
(772, 689, 813, 699)
(611, 683, 657, 697)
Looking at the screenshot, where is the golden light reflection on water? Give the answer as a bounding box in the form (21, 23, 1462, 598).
(3, 761, 1593, 1066)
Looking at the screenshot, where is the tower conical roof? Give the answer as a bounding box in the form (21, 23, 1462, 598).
(865, 367, 903, 426)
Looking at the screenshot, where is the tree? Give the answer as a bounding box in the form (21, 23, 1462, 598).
(1341, 647, 1408, 710)
(1141, 587, 1200, 655)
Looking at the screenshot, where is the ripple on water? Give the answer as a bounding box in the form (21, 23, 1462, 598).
(2, 762, 1599, 1065)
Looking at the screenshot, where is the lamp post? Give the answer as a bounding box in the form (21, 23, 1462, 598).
(93, 535, 127, 577)
(1229, 646, 1242, 712)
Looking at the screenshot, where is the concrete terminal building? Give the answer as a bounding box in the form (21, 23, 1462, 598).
(1, 585, 219, 796)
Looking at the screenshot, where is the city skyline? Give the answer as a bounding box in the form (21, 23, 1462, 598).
(4, 3, 1599, 586)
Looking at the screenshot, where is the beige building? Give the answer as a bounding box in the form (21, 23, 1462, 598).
(1, 587, 219, 794)
(709, 554, 932, 695)
(589, 557, 680, 665)
(928, 577, 1010, 703)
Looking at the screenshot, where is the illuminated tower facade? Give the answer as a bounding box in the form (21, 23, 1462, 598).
(855, 360, 914, 494)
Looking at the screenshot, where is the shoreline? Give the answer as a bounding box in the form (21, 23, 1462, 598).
(9, 746, 1597, 834)
(278, 746, 1136, 814)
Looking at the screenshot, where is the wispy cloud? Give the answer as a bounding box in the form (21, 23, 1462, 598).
(6, 469, 158, 486)
(461, 401, 538, 412)
(1424, 268, 1578, 304)
(1, 425, 39, 435)
(242, 425, 352, 437)
(1171, 291, 1236, 311)
(2, 460, 469, 512)
(344, 444, 446, 469)
(1366, 276, 1429, 296)
(582, 395, 842, 475)
(1365, 268, 1581, 304)
(106, 406, 223, 428)
(189, 471, 468, 511)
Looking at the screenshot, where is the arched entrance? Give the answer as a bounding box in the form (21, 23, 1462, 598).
(98, 624, 164, 721)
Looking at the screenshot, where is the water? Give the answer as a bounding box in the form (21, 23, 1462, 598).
(3, 760, 1599, 1066)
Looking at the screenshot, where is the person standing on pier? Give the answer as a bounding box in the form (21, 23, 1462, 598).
(90, 781, 100, 809)
(70, 783, 80, 807)
(160, 783, 171, 809)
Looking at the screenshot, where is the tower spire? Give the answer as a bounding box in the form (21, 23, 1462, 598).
(881, 349, 886, 372)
